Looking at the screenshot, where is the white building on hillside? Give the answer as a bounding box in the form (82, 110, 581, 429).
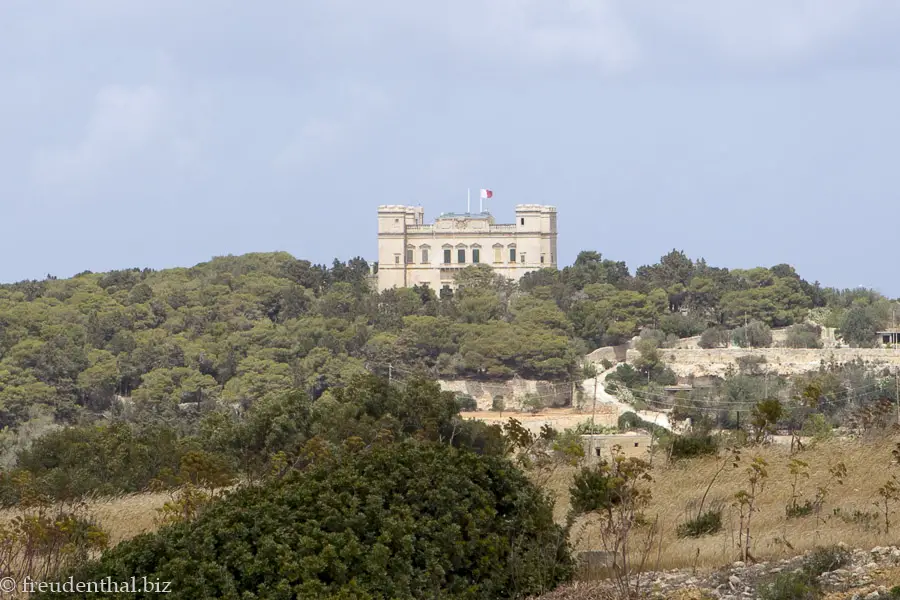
(376, 204, 558, 293)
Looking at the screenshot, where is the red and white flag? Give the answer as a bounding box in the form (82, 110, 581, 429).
(480, 189, 493, 199)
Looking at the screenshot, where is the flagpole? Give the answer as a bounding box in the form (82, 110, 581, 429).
(467, 188, 470, 214)
(479, 190, 482, 213)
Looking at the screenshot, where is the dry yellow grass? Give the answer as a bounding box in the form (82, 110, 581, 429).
(543, 434, 900, 571)
(467, 407, 619, 433)
(0, 491, 171, 546)
(85, 491, 173, 544)
(869, 565, 900, 591)
(2, 435, 898, 575)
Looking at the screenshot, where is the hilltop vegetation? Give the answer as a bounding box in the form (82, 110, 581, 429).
(0, 249, 897, 498)
(0, 252, 585, 437)
(1, 249, 895, 437)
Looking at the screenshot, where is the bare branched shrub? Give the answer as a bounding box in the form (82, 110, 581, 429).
(677, 447, 740, 539)
(0, 472, 109, 583)
(568, 446, 657, 599)
(733, 456, 769, 562)
(876, 475, 900, 534)
(151, 449, 236, 526)
(504, 420, 584, 488)
(785, 458, 814, 519)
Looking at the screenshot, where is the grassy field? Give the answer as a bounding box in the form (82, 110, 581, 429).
(466, 407, 619, 434)
(3, 435, 899, 578)
(545, 433, 900, 571)
(0, 490, 171, 548)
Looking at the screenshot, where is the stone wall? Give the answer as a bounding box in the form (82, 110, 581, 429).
(586, 345, 628, 364)
(588, 346, 900, 378)
(438, 377, 573, 411)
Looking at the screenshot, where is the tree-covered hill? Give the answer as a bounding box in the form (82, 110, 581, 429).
(0, 249, 895, 433)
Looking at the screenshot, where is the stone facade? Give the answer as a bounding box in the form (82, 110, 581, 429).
(587, 345, 900, 379)
(438, 377, 572, 411)
(376, 204, 558, 292)
(581, 432, 654, 462)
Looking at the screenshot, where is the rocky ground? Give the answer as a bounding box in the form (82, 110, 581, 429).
(539, 545, 900, 600)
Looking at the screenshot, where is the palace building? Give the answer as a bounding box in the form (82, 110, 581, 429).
(376, 204, 558, 293)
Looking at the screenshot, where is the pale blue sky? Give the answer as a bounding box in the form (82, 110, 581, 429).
(2, 1, 900, 295)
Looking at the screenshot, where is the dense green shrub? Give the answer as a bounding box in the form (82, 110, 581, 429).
(833, 507, 880, 530)
(676, 509, 722, 538)
(608, 363, 643, 388)
(639, 327, 666, 345)
(758, 571, 819, 600)
(454, 393, 478, 412)
(0, 377, 508, 504)
(668, 434, 718, 460)
(758, 545, 849, 600)
(618, 412, 667, 439)
(803, 544, 850, 577)
(569, 465, 625, 513)
(785, 499, 815, 519)
(659, 313, 705, 339)
(0, 423, 214, 504)
(698, 327, 729, 349)
(800, 413, 833, 441)
(785, 323, 824, 348)
(40, 443, 573, 600)
(732, 320, 773, 348)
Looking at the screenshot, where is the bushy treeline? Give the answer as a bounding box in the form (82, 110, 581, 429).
(0, 249, 894, 436)
(2, 374, 575, 599)
(0, 375, 505, 504)
(659, 356, 895, 434)
(522, 251, 897, 349)
(0, 253, 587, 435)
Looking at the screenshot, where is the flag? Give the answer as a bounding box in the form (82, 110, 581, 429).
(480, 189, 493, 199)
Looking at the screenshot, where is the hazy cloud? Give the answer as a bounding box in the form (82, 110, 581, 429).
(435, 0, 640, 71)
(634, 0, 888, 65)
(302, 0, 898, 73)
(31, 83, 203, 188)
(33, 85, 165, 185)
(273, 84, 389, 170)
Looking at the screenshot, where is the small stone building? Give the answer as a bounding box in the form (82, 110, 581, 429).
(580, 432, 654, 462)
(877, 328, 900, 347)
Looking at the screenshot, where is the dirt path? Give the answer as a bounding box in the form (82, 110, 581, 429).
(465, 367, 674, 434)
(580, 367, 673, 430)
(464, 408, 606, 434)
